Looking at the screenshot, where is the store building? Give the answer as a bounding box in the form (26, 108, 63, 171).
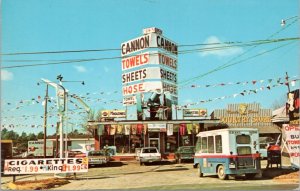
(211, 103, 281, 140)
(89, 119, 222, 160)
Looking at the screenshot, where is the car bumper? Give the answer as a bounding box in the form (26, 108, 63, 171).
(140, 158, 161, 163)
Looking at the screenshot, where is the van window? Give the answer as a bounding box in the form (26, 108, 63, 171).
(215, 135, 222, 153)
(236, 135, 251, 144)
(208, 136, 214, 153)
(237, 146, 251, 155)
(195, 138, 201, 152)
(201, 137, 208, 153)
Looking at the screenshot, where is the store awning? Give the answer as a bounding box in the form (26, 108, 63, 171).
(254, 126, 281, 134)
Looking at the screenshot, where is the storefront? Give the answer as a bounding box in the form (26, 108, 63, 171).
(89, 120, 220, 159)
(212, 103, 281, 140)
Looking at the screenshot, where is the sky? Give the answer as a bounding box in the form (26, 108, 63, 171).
(1, 0, 299, 135)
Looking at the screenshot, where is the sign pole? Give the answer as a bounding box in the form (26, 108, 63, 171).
(43, 84, 49, 158)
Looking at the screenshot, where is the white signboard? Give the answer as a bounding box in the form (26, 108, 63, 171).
(28, 141, 53, 157)
(101, 110, 126, 118)
(183, 109, 207, 117)
(148, 123, 167, 132)
(162, 82, 178, 96)
(122, 81, 163, 96)
(143, 27, 163, 35)
(282, 124, 300, 168)
(121, 33, 178, 56)
(4, 158, 88, 174)
(122, 67, 162, 84)
(121, 51, 177, 71)
(123, 96, 137, 106)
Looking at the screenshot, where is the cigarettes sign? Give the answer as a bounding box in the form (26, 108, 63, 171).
(4, 158, 88, 174)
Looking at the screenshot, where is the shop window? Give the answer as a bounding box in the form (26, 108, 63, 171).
(215, 135, 222, 153)
(236, 135, 251, 144)
(201, 137, 208, 153)
(208, 136, 214, 153)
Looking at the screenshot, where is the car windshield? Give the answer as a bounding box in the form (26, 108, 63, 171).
(143, 148, 157, 153)
(89, 151, 104, 156)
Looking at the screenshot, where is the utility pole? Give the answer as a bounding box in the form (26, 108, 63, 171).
(285, 72, 291, 92)
(43, 84, 49, 158)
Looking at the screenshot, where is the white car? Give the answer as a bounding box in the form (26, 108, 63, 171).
(139, 147, 161, 166)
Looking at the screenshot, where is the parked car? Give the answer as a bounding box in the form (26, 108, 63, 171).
(139, 147, 161, 166)
(86, 150, 110, 167)
(175, 146, 195, 163)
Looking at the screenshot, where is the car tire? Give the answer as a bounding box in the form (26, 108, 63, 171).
(217, 165, 228, 180)
(198, 166, 203, 177)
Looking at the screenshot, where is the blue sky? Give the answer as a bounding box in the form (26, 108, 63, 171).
(1, 0, 299, 135)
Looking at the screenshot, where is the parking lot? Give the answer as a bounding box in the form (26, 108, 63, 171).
(1, 160, 299, 190)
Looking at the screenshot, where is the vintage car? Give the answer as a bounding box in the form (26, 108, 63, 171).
(139, 147, 161, 165)
(86, 150, 110, 167)
(175, 146, 195, 163)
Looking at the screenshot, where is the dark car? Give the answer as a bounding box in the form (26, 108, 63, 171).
(175, 146, 195, 163)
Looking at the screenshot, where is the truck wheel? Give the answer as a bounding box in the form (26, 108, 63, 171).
(217, 165, 228, 180)
(198, 166, 203, 177)
(245, 173, 256, 179)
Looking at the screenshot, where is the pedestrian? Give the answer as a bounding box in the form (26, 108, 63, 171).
(266, 143, 272, 168)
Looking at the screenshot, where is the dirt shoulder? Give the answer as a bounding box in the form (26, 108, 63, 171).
(7, 178, 69, 190)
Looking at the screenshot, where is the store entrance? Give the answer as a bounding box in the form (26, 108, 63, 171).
(149, 138, 160, 150)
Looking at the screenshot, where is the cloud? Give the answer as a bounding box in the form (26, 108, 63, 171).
(200, 36, 244, 57)
(74, 65, 87, 73)
(1, 70, 13, 81)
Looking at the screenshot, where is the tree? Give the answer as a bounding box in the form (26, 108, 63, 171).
(37, 132, 44, 139)
(80, 109, 102, 135)
(271, 94, 287, 110)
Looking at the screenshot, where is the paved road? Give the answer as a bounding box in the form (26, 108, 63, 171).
(47, 161, 298, 190)
(1, 161, 298, 190)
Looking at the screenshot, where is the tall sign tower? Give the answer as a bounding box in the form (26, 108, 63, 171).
(121, 28, 178, 120)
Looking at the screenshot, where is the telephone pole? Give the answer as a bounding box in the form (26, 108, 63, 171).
(43, 84, 49, 158)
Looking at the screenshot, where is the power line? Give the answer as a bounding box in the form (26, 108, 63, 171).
(1, 37, 299, 69)
(179, 41, 296, 86)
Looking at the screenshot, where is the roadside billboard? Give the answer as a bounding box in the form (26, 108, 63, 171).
(101, 110, 126, 118)
(123, 96, 137, 106)
(28, 141, 53, 157)
(121, 52, 177, 71)
(4, 158, 88, 174)
(121, 33, 178, 57)
(183, 109, 207, 117)
(282, 124, 300, 169)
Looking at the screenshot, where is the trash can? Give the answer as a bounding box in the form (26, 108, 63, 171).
(267, 145, 281, 168)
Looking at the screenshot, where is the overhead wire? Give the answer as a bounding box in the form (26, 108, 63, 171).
(178, 16, 299, 86)
(1, 37, 299, 69)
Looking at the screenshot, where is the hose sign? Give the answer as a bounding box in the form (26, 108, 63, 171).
(4, 158, 88, 174)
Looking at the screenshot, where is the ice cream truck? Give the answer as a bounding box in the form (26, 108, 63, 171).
(193, 128, 261, 180)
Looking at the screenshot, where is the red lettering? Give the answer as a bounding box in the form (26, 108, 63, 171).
(121, 53, 150, 70)
(123, 84, 145, 96)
